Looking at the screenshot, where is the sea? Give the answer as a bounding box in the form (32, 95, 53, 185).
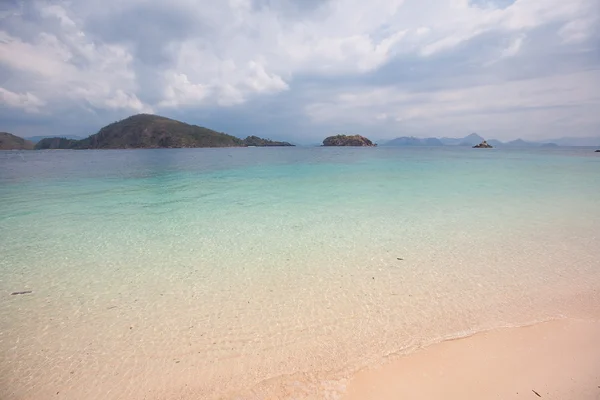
(1, 146, 599, 399)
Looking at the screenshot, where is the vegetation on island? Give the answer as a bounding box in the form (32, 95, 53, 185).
(242, 136, 293, 146)
(7, 114, 294, 150)
(0, 132, 34, 150)
(73, 114, 244, 149)
(35, 137, 80, 150)
(322, 134, 375, 147)
(27, 135, 83, 143)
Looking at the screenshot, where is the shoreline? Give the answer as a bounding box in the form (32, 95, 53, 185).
(3, 286, 599, 400)
(227, 288, 600, 400)
(341, 317, 600, 400)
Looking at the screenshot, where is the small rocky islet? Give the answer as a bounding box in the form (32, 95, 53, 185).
(322, 134, 376, 147)
(473, 140, 493, 148)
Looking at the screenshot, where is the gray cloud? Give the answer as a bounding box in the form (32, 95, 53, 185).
(85, 3, 201, 65)
(251, 0, 330, 15)
(469, 0, 516, 10)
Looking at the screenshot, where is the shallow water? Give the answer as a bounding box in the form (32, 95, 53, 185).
(1, 147, 599, 399)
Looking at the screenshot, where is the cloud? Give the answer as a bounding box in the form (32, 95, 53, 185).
(558, 17, 598, 44)
(303, 67, 600, 140)
(0, 87, 46, 113)
(500, 35, 524, 58)
(0, 0, 598, 140)
(307, 70, 599, 122)
(0, 4, 143, 115)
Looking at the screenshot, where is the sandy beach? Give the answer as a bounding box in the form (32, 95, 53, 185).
(343, 318, 600, 400)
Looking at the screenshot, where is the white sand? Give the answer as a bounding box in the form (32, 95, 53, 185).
(342, 318, 600, 400)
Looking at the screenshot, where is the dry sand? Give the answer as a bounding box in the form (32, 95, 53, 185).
(342, 318, 600, 400)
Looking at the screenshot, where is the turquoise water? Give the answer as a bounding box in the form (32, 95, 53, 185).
(1, 147, 600, 399)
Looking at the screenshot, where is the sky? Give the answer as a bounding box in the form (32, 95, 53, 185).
(0, 0, 599, 144)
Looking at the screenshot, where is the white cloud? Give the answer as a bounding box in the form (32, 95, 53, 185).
(0, 87, 46, 113)
(0, 0, 411, 112)
(38, 4, 77, 28)
(416, 0, 596, 56)
(103, 90, 148, 112)
(0, 31, 69, 78)
(500, 35, 524, 58)
(558, 18, 598, 44)
(0, 4, 141, 113)
(482, 32, 526, 66)
(244, 61, 288, 93)
(159, 72, 211, 108)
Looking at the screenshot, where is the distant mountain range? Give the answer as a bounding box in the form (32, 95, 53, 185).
(439, 133, 485, 146)
(540, 137, 600, 147)
(379, 133, 600, 147)
(385, 137, 444, 146)
(2, 114, 294, 150)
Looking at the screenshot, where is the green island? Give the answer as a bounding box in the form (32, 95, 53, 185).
(0, 132, 34, 150)
(322, 134, 376, 147)
(2, 114, 294, 150)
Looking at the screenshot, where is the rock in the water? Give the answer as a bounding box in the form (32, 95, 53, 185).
(322, 134, 376, 147)
(473, 140, 493, 148)
(595, 149, 600, 152)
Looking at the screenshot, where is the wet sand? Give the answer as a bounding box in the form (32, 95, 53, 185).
(343, 318, 600, 400)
